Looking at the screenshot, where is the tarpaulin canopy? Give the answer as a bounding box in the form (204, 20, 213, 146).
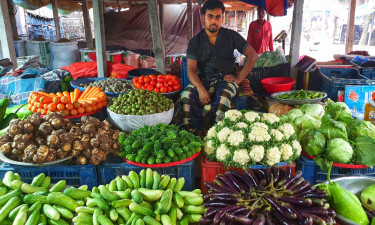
(13, 0, 82, 15)
(104, 4, 204, 55)
(239, 0, 288, 16)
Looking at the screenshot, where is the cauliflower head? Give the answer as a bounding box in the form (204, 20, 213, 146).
(206, 126, 217, 139)
(280, 143, 293, 161)
(292, 140, 302, 155)
(217, 120, 225, 126)
(270, 129, 284, 141)
(252, 122, 269, 130)
(236, 122, 248, 129)
(227, 130, 245, 146)
(204, 140, 215, 155)
(266, 147, 281, 166)
(216, 144, 230, 161)
(261, 113, 280, 124)
(233, 149, 250, 166)
(248, 127, 271, 142)
(217, 127, 233, 143)
(244, 111, 260, 123)
(278, 123, 295, 139)
(224, 110, 243, 121)
(249, 145, 265, 162)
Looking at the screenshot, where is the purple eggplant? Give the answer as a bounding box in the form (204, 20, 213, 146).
(272, 209, 298, 225)
(244, 168, 259, 187)
(282, 203, 303, 221)
(257, 179, 268, 190)
(204, 201, 231, 208)
(225, 213, 237, 223)
(264, 168, 272, 184)
(281, 170, 303, 189)
(298, 207, 328, 216)
(236, 215, 254, 225)
(231, 206, 247, 215)
(300, 216, 313, 225)
(264, 209, 275, 225)
(204, 192, 238, 200)
(290, 180, 311, 195)
(219, 217, 229, 225)
(318, 214, 334, 225)
(216, 175, 240, 194)
(253, 213, 266, 225)
(277, 197, 312, 206)
(230, 171, 254, 189)
(210, 196, 239, 203)
(200, 217, 213, 224)
(272, 167, 280, 184)
(205, 182, 229, 193)
(310, 198, 324, 206)
(278, 167, 286, 181)
(326, 208, 336, 217)
(213, 205, 241, 225)
(286, 177, 305, 192)
(205, 208, 221, 218)
(300, 212, 326, 225)
(225, 172, 246, 192)
(295, 192, 327, 199)
(244, 201, 261, 217)
(263, 195, 297, 220)
(254, 169, 266, 181)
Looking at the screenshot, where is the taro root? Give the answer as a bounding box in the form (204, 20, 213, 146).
(56, 149, 68, 159)
(100, 142, 111, 153)
(61, 132, 75, 144)
(9, 125, 21, 137)
(96, 133, 108, 143)
(71, 150, 80, 157)
(61, 142, 71, 152)
(47, 135, 60, 148)
(70, 126, 82, 137)
(22, 134, 32, 143)
(81, 123, 96, 133)
(82, 116, 100, 126)
(102, 120, 111, 131)
(28, 113, 42, 126)
(12, 149, 21, 156)
(13, 134, 23, 143)
(46, 149, 57, 162)
(23, 122, 34, 133)
(112, 130, 120, 140)
(34, 145, 50, 162)
(16, 142, 27, 151)
(0, 142, 12, 154)
(73, 141, 84, 151)
(77, 156, 88, 165)
(90, 138, 99, 148)
(92, 148, 106, 161)
(112, 142, 119, 150)
(81, 148, 92, 159)
(52, 129, 66, 136)
(38, 122, 53, 136)
(8, 119, 19, 127)
(23, 145, 38, 162)
(50, 117, 64, 129)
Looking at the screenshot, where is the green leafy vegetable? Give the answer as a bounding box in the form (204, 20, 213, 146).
(294, 114, 321, 131)
(347, 120, 375, 140)
(352, 136, 375, 167)
(287, 109, 303, 121)
(300, 130, 326, 156)
(319, 115, 347, 140)
(300, 104, 325, 119)
(325, 101, 352, 121)
(326, 138, 353, 163)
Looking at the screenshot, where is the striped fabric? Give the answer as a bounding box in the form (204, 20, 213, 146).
(180, 76, 239, 132)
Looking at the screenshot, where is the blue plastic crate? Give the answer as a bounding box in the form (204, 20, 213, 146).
(316, 67, 375, 101)
(0, 162, 98, 189)
(296, 156, 375, 184)
(361, 67, 375, 79)
(97, 156, 195, 191)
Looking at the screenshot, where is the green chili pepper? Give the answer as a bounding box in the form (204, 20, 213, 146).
(0, 91, 12, 124)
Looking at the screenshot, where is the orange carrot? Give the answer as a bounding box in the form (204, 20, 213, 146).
(63, 109, 69, 116)
(77, 107, 85, 114)
(66, 103, 74, 110)
(73, 102, 81, 109)
(43, 104, 48, 110)
(70, 109, 78, 116)
(28, 104, 32, 110)
(97, 102, 104, 110)
(49, 93, 58, 97)
(53, 97, 61, 104)
(80, 87, 92, 99)
(39, 96, 53, 104)
(85, 106, 93, 113)
(48, 103, 57, 111)
(86, 87, 99, 98)
(78, 101, 89, 108)
(40, 109, 47, 115)
(63, 91, 70, 97)
(102, 101, 107, 107)
(38, 91, 52, 97)
(57, 104, 65, 111)
(74, 89, 80, 102)
(56, 92, 64, 97)
(61, 96, 70, 104)
(37, 108, 42, 113)
(92, 105, 98, 112)
(70, 92, 74, 103)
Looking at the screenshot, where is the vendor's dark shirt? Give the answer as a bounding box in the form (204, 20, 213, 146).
(187, 27, 248, 82)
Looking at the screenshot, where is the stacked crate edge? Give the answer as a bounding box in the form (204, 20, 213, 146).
(97, 156, 195, 191)
(0, 162, 98, 189)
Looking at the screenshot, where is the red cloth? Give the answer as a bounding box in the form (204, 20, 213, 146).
(247, 20, 274, 54)
(62, 62, 136, 79)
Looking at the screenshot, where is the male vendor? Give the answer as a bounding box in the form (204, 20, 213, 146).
(181, 0, 258, 133)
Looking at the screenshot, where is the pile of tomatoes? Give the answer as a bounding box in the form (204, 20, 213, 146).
(132, 74, 181, 93)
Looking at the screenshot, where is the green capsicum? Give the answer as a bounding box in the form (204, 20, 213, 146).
(0, 91, 12, 124)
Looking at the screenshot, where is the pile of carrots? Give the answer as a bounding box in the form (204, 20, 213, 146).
(28, 87, 107, 116)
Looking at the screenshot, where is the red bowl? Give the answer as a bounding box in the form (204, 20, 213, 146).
(261, 77, 295, 94)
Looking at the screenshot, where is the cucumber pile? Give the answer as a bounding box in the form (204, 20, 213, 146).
(119, 124, 204, 164)
(0, 169, 204, 225)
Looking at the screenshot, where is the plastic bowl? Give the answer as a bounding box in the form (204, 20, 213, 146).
(261, 77, 295, 94)
(127, 68, 161, 80)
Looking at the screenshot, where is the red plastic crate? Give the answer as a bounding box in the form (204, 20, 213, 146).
(201, 155, 296, 193)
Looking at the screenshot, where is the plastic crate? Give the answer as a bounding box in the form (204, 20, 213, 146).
(97, 156, 195, 191)
(201, 155, 296, 193)
(247, 63, 290, 93)
(361, 67, 375, 79)
(316, 67, 375, 101)
(296, 156, 375, 184)
(0, 162, 98, 189)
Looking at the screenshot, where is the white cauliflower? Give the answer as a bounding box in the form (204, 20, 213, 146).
(233, 149, 250, 166)
(216, 144, 230, 161)
(266, 147, 281, 166)
(249, 145, 265, 162)
(204, 140, 215, 155)
(206, 126, 217, 139)
(252, 122, 269, 130)
(270, 129, 284, 141)
(227, 130, 245, 146)
(236, 122, 248, 129)
(278, 123, 295, 139)
(217, 127, 233, 143)
(244, 111, 260, 123)
(248, 127, 271, 142)
(280, 144, 293, 161)
(261, 113, 280, 124)
(292, 140, 302, 155)
(224, 110, 243, 121)
(217, 120, 225, 126)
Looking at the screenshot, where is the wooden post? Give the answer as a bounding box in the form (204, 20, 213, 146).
(7, 0, 17, 38)
(0, 0, 17, 69)
(92, 0, 107, 77)
(51, 0, 61, 40)
(148, 0, 166, 74)
(252, 8, 255, 21)
(187, 0, 193, 42)
(117, 1, 121, 12)
(159, 3, 163, 33)
(289, 0, 304, 82)
(345, 0, 356, 54)
(82, 0, 94, 49)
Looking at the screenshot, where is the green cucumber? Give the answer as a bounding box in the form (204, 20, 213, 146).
(87, 197, 110, 211)
(99, 185, 119, 202)
(183, 196, 203, 206)
(179, 216, 188, 225)
(178, 191, 199, 198)
(25, 209, 40, 225)
(78, 185, 88, 191)
(158, 176, 170, 190)
(9, 204, 28, 220)
(152, 172, 161, 190)
(128, 171, 139, 189)
(158, 189, 173, 214)
(116, 207, 132, 221)
(47, 192, 78, 211)
(93, 208, 103, 225)
(0, 189, 21, 205)
(169, 207, 177, 225)
(139, 169, 146, 188)
(129, 202, 155, 217)
(13, 173, 21, 181)
(13, 210, 28, 225)
(111, 199, 132, 208)
(42, 204, 60, 221)
(176, 208, 183, 220)
(116, 176, 127, 191)
(0, 197, 21, 222)
(28, 201, 42, 215)
(161, 215, 172, 225)
(63, 188, 91, 199)
(40, 177, 50, 189)
(53, 205, 73, 219)
(135, 218, 145, 225)
(109, 180, 117, 192)
(110, 209, 119, 221)
(49, 180, 66, 192)
(47, 219, 69, 225)
(75, 206, 95, 214)
(11, 180, 24, 190)
(138, 188, 162, 201)
(24, 194, 48, 204)
(142, 216, 161, 225)
(145, 169, 153, 189)
(98, 214, 114, 225)
(3, 171, 14, 188)
(181, 205, 205, 214)
(186, 214, 202, 223)
(166, 178, 176, 190)
(172, 193, 184, 208)
(131, 190, 143, 204)
(113, 189, 131, 199)
(173, 178, 185, 192)
(192, 189, 201, 195)
(31, 173, 45, 187)
(21, 183, 47, 194)
(121, 176, 134, 189)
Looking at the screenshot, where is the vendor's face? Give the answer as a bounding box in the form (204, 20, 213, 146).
(258, 7, 265, 19)
(203, 8, 224, 33)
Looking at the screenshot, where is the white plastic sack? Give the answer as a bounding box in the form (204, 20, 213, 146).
(50, 41, 79, 68)
(26, 40, 51, 68)
(107, 107, 174, 131)
(14, 40, 26, 57)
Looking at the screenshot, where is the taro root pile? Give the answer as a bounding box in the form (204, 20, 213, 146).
(201, 167, 336, 225)
(0, 112, 121, 165)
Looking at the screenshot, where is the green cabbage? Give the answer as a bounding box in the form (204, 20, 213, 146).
(319, 115, 347, 140)
(253, 51, 285, 68)
(300, 130, 326, 156)
(300, 104, 325, 119)
(295, 114, 321, 131)
(325, 102, 352, 121)
(347, 119, 375, 140)
(326, 138, 353, 163)
(353, 136, 375, 167)
(288, 109, 303, 121)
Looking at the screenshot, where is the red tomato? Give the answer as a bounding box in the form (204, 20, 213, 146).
(132, 77, 139, 83)
(138, 77, 144, 85)
(167, 86, 173, 92)
(168, 80, 174, 86)
(139, 75, 145, 80)
(149, 75, 156, 80)
(171, 76, 178, 81)
(144, 77, 151, 83)
(166, 74, 172, 81)
(157, 77, 165, 83)
(150, 80, 156, 86)
(133, 82, 139, 89)
(173, 84, 181, 91)
(154, 87, 160, 92)
(141, 85, 147, 90)
(160, 87, 167, 93)
(147, 85, 154, 91)
(173, 80, 180, 85)
(156, 82, 164, 88)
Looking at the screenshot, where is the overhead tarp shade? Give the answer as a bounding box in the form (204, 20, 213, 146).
(239, 0, 288, 16)
(13, 0, 83, 15)
(13, 0, 49, 10)
(104, 4, 204, 55)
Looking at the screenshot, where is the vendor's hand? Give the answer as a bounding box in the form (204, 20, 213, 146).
(197, 87, 211, 105)
(224, 74, 241, 84)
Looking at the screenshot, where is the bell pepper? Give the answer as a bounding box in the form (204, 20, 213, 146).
(5, 103, 32, 119)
